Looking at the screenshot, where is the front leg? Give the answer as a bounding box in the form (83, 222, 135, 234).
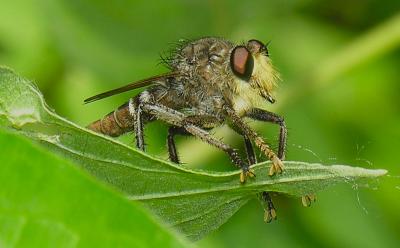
(243, 108, 287, 219)
(247, 108, 287, 160)
(248, 108, 316, 207)
(243, 135, 257, 165)
(224, 106, 284, 176)
(141, 101, 253, 183)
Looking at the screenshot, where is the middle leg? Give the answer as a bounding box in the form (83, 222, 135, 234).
(243, 136, 277, 222)
(167, 115, 221, 164)
(167, 126, 190, 164)
(141, 102, 253, 182)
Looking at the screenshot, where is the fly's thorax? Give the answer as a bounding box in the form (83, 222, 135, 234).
(172, 38, 234, 81)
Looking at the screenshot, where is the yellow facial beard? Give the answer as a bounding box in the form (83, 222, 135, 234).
(252, 54, 279, 97)
(231, 54, 279, 116)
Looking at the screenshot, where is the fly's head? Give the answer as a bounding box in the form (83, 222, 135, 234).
(229, 39, 280, 105)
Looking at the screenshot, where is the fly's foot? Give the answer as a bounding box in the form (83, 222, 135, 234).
(231, 150, 255, 183)
(301, 194, 317, 207)
(268, 155, 284, 176)
(262, 192, 277, 223)
(264, 207, 277, 223)
(239, 166, 255, 183)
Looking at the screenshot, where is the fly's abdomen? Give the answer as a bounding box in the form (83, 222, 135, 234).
(87, 102, 134, 137)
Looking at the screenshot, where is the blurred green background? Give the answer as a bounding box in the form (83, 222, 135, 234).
(1, 0, 399, 247)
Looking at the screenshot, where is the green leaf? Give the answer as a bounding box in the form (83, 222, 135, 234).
(0, 67, 387, 241)
(0, 127, 189, 247)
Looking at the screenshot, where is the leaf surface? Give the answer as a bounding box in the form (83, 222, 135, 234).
(0, 128, 189, 248)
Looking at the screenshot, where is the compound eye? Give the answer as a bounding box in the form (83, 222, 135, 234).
(247, 39, 268, 56)
(230, 46, 254, 80)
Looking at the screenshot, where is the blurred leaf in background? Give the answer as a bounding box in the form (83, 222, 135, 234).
(0, 0, 399, 247)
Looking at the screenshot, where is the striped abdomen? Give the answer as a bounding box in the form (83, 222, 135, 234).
(87, 101, 134, 137)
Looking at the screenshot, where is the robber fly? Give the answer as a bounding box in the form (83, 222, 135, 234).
(85, 37, 288, 222)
